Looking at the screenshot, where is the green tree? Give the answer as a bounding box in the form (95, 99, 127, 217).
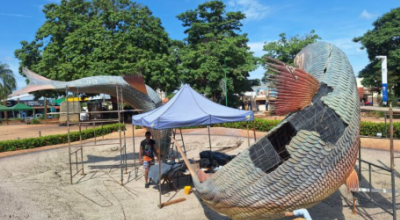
(261, 30, 320, 83)
(0, 63, 16, 100)
(15, 0, 179, 94)
(353, 8, 400, 102)
(176, 1, 258, 105)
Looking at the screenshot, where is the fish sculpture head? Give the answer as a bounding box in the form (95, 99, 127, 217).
(175, 41, 360, 220)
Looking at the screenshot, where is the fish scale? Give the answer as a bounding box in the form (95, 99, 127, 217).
(184, 42, 360, 220)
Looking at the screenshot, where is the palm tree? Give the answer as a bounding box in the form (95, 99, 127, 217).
(0, 63, 16, 100)
(0, 62, 16, 100)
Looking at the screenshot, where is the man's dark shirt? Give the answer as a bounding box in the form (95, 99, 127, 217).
(141, 139, 156, 160)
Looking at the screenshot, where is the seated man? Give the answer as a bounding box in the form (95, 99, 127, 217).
(139, 131, 159, 188)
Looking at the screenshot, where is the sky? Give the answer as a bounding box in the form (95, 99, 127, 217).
(0, 0, 399, 91)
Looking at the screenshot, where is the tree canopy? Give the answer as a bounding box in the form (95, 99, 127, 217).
(176, 1, 258, 105)
(353, 7, 400, 101)
(0, 63, 16, 101)
(15, 0, 179, 93)
(261, 30, 320, 83)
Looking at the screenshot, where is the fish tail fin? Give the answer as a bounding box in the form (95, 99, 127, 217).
(10, 68, 58, 96)
(122, 75, 147, 95)
(346, 168, 359, 192)
(171, 136, 206, 186)
(265, 57, 320, 115)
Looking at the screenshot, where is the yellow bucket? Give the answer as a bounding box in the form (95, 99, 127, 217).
(184, 186, 191, 195)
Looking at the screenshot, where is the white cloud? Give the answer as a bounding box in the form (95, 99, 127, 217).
(248, 42, 264, 57)
(0, 13, 31, 18)
(360, 10, 376, 20)
(227, 0, 270, 21)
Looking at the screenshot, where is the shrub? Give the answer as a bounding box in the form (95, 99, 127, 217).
(360, 121, 400, 138)
(180, 118, 281, 132)
(182, 118, 400, 138)
(31, 119, 41, 124)
(0, 123, 124, 152)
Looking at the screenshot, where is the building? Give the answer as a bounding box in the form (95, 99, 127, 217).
(241, 82, 275, 112)
(357, 78, 380, 106)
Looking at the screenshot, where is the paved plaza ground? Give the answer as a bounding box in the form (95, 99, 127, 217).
(0, 124, 400, 219)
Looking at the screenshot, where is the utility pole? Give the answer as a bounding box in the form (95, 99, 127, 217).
(376, 56, 388, 106)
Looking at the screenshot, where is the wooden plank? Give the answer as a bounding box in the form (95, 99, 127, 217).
(158, 198, 186, 208)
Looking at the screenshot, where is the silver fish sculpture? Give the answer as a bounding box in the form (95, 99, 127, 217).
(11, 69, 171, 154)
(175, 41, 360, 220)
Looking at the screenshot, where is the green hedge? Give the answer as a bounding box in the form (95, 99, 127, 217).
(0, 123, 124, 152)
(360, 121, 400, 138)
(1, 119, 398, 153)
(223, 118, 400, 138)
(183, 118, 400, 138)
(31, 118, 41, 124)
(180, 118, 281, 130)
(212, 118, 280, 131)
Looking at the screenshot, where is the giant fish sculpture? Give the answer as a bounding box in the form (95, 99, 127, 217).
(11, 69, 171, 154)
(175, 42, 360, 219)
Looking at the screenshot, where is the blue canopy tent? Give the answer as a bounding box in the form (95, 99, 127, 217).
(132, 84, 255, 208)
(133, 84, 254, 129)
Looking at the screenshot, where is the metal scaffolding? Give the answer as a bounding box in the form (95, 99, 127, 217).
(357, 104, 398, 220)
(64, 85, 131, 185)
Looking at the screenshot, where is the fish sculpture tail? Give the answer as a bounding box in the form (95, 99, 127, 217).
(10, 68, 61, 96)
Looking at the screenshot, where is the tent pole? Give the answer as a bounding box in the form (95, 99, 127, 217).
(246, 122, 250, 146)
(253, 120, 257, 141)
(207, 125, 213, 162)
(179, 128, 186, 156)
(173, 129, 178, 161)
(158, 135, 162, 208)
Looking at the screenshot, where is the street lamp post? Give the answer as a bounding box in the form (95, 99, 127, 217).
(376, 56, 388, 106)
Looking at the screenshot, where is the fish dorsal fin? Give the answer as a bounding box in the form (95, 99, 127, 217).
(346, 168, 359, 192)
(123, 74, 147, 95)
(265, 57, 320, 115)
